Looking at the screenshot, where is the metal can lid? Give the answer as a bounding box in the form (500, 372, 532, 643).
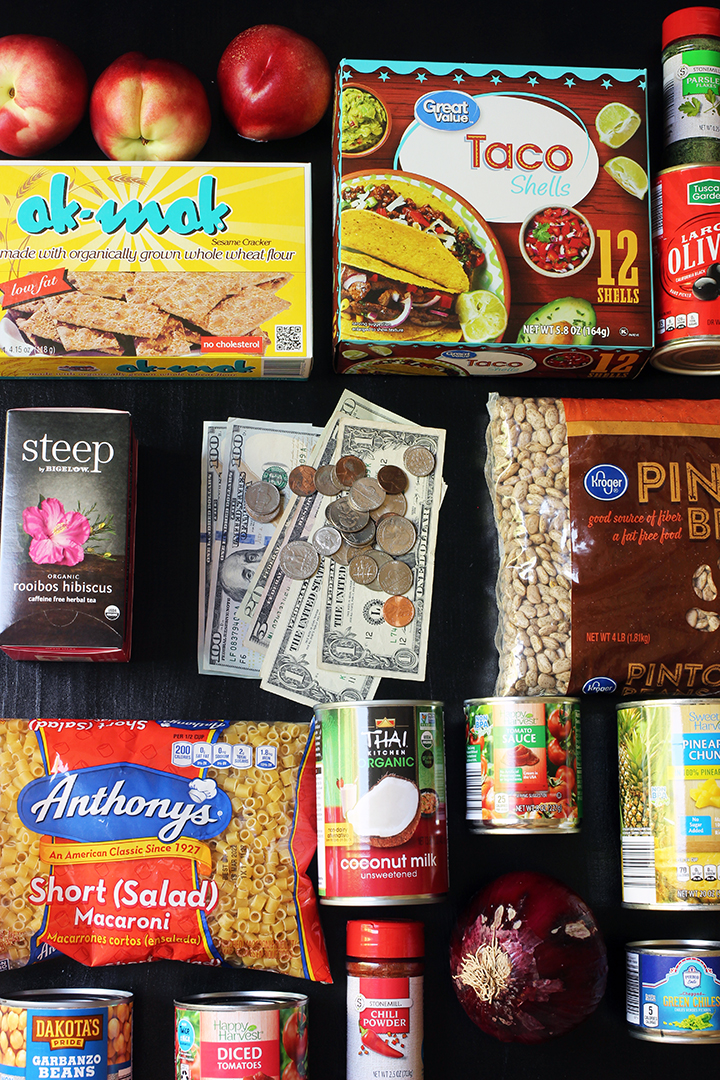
(175, 991, 308, 1011)
(663, 7, 720, 49)
(626, 939, 720, 954)
(347, 919, 424, 959)
(0, 988, 132, 1009)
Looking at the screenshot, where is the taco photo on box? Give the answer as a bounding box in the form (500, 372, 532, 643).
(339, 173, 507, 343)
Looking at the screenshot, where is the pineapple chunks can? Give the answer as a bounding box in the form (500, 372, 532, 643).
(617, 700, 720, 909)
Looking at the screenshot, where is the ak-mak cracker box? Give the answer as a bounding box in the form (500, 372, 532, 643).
(0, 163, 312, 378)
(333, 60, 653, 377)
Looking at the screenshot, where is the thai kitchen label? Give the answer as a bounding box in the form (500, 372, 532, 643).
(0, 162, 312, 379)
(314, 702, 448, 902)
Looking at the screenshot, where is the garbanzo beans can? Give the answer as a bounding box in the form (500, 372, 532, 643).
(0, 988, 132, 1078)
(174, 992, 308, 1080)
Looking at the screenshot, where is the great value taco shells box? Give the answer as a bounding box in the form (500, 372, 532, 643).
(333, 61, 653, 377)
(0, 163, 312, 378)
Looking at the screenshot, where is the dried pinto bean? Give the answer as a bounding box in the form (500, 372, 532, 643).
(486, 395, 572, 695)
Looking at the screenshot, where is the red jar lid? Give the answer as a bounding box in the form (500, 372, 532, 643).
(347, 919, 424, 959)
(663, 6, 720, 49)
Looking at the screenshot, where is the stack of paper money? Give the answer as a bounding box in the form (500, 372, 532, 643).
(199, 391, 446, 708)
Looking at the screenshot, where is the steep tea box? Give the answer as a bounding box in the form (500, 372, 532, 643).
(0, 408, 137, 660)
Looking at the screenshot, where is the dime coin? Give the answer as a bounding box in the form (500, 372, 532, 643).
(344, 520, 376, 547)
(364, 550, 394, 592)
(348, 553, 379, 585)
(278, 540, 320, 580)
(383, 595, 416, 627)
(377, 464, 408, 494)
(370, 492, 407, 521)
(312, 525, 342, 556)
(335, 454, 367, 488)
(403, 445, 435, 477)
(314, 463, 342, 496)
(326, 497, 370, 534)
(348, 476, 386, 512)
(245, 480, 281, 520)
(376, 514, 417, 556)
(378, 560, 413, 595)
(288, 464, 317, 496)
(331, 539, 373, 566)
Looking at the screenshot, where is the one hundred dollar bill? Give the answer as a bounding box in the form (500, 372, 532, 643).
(316, 417, 446, 681)
(199, 417, 321, 678)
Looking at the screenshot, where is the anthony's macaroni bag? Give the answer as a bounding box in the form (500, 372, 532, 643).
(0, 719, 331, 982)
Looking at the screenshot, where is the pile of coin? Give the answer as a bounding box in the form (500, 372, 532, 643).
(275, 448, 435, 628)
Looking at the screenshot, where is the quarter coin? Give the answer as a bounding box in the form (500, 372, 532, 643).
(245, 480, 280, 521)
(378, 560, 413, 595)
(312, 525, 342, 556)
(335, 455, 367, 488)
(403, 445, 435, 477)
(288, 464, 317, 496)
(376, 514, 417, 556)
(383, 595, 416, 627)
(377, 464, 408, 494)
(278, 540, 320, 580)
(348, 553, 379, 585)
(326, 497, 370, 534)
(344, 520, 376, 547)
(314, 463, 342, 496)
(364, 550, 393, 592)
(370, 492, 407, 521)
(348, 476, 386, 512)
(331, 539, 373, 566)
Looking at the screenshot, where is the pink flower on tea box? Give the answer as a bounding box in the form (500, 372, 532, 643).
(22, 498, 91, 566)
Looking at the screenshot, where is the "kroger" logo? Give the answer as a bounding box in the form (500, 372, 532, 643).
(583, 463, 628, 501)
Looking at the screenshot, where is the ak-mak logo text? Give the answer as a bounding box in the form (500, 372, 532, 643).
(17, 764, 231, 844)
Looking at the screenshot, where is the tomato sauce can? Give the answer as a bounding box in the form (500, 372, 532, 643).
(314, 700, 448, 905)
(617, 699, 720, 909)
(0, 988, 132, 1078)
(652, 164, 720, 373)
(463, 697, 581, 833)
(174, 992, 308, 1080)
(626, 940, 720, 1041)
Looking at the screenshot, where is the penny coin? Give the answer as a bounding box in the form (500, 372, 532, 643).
(377, 464, 408, 494)
(314, 463, 342, 496)
(335, 455, 367, 488)
(348, 553, 379, 585)
(331, 539, 373, 566)
(278, 540, 320, 580)
(403, 445, 435, 477)
(376, 514, 417, 556)
(312, 525, 342, 556)
(344, 519, 376, 547)
(364, 550, 394, 592)
(378, 560, 413, 595)
(348, 476, 386, 512)
(245, 480, 281, 520)
(288, 464, 317, 496)
(326, 497, 370, 534)
(383, 595, 416, 627)
(370, 492, 407, 522)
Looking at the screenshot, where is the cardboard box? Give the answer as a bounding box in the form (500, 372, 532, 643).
(0, 409, 137, 660)
(333, 61, 653, 377)
(0, 163, 312, 379)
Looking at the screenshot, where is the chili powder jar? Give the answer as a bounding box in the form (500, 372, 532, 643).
(346, 919, 424, 1078)
(662, 6, 720, 166)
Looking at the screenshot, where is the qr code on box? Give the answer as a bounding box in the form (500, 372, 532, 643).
(275, 324, 303, 352)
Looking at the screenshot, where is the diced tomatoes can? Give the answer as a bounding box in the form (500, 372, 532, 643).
(0, 988, 133, 1078)
(617, 699, 720, 909)
(651, 164, 720, 373)
(314, 700, 448, 904)
(464, 697, 582, 833)
(626, 940, 720, 1041)
(174, 992, 307, 1080)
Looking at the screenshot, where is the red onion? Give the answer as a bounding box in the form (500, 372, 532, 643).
(450, 871, 607, 1043)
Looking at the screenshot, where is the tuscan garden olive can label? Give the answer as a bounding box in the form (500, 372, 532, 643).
(617, 700, 720, 909)
(626, 941, 720, 1041)
(464, 697, 581, 832)
(652, 165, 720, 372)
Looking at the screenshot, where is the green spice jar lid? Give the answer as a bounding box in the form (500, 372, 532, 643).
(347, 919, 424, 959)
(662, 6, 720, 49)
